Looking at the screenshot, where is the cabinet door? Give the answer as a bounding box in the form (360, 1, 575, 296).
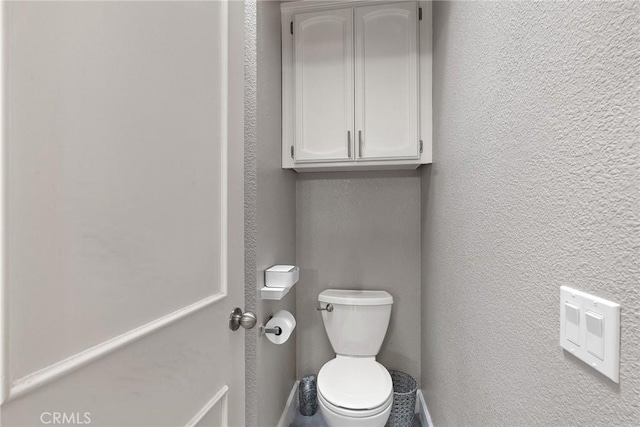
(355, 2, 419, 160)
(294, 8, 354, 163)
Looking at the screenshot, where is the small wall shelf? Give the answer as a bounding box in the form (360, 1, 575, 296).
(260, 265, 299, 300)
(261, 286, 292, 300)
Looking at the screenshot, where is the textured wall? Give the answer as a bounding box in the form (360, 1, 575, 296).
(243, 1, 258, 425)
(245, 1, 298, 426)
(255, 1, 298, 426)
(296, 172, 421, 381)
(422, 1, 640, 426)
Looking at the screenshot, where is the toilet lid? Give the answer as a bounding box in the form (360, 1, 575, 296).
(317, 357, 393, 410)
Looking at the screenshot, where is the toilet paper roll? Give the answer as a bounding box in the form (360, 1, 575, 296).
(265, 310, 296, 345)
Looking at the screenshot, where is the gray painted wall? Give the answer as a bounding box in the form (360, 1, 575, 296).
(296, 172, 421, 381)
(243, 2, 258, 425)
(421, 1, 640, 425)
(245, 1, 297, 426)
(255, 1, 298, 426)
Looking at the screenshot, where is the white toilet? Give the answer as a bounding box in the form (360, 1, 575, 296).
(316, 289, 394, 427)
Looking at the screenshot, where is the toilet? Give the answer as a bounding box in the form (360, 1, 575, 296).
(316, 289, 394, 427)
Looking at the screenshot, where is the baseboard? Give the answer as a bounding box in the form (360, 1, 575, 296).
(277, 380, 299, 427)
(416, 389, 434, 427)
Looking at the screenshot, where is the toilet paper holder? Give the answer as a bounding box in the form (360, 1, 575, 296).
(259, 316, 282, 336)
(260, 310, 296, 344)
(260, 325, 282, 336)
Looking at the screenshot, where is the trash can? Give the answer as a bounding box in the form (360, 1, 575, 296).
(386, 370, 417, 427)
(298, 375, 317, 416)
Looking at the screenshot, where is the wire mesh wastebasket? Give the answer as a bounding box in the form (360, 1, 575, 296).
(299, 375, 317, 416)
(385, 370, 417, 427)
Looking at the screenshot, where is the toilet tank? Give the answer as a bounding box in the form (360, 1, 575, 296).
(318, 289, 393, 357)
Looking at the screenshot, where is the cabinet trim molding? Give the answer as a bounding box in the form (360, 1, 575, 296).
(282, 0, 413, 14)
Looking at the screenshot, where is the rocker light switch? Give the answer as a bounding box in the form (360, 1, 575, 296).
(565, 303, 581, 346)
(560, 286, 620, 383)
(586, 311, 604, 360)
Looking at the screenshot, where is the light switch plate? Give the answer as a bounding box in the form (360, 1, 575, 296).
(560, 286, 620, 382)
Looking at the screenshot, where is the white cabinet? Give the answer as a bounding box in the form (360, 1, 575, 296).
(356, 2, 419, 160)
(293, 8, 354, 163)
(282, 1, 431, 172)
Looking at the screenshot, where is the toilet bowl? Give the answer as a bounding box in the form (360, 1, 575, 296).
(316, 289, 394, 427)
(317, 356, 393, 427)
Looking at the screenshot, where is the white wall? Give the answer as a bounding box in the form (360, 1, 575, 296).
(421, 1, 640, 425)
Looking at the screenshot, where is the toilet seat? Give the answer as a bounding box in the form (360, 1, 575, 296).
(317, 356, 393, 411)
(318, 387, 393, 418)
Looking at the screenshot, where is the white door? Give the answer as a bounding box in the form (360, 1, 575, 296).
(355, 2, 419, 160)
(1, 1, 246, 426)
(293, 8, 355, 163)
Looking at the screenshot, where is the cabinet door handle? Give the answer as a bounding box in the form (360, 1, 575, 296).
(358, 130, 363, 158)
(347, 131, 352, 158)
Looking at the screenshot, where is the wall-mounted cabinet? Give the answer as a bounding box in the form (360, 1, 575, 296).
(282, 0, 432, 172)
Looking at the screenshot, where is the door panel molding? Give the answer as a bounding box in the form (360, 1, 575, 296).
(186, 385, 229, 427)
(0, 0, 230, 406)
(5, 293, 226, 403)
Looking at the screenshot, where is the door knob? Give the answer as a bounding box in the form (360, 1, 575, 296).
(229, 308, 257, 331)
